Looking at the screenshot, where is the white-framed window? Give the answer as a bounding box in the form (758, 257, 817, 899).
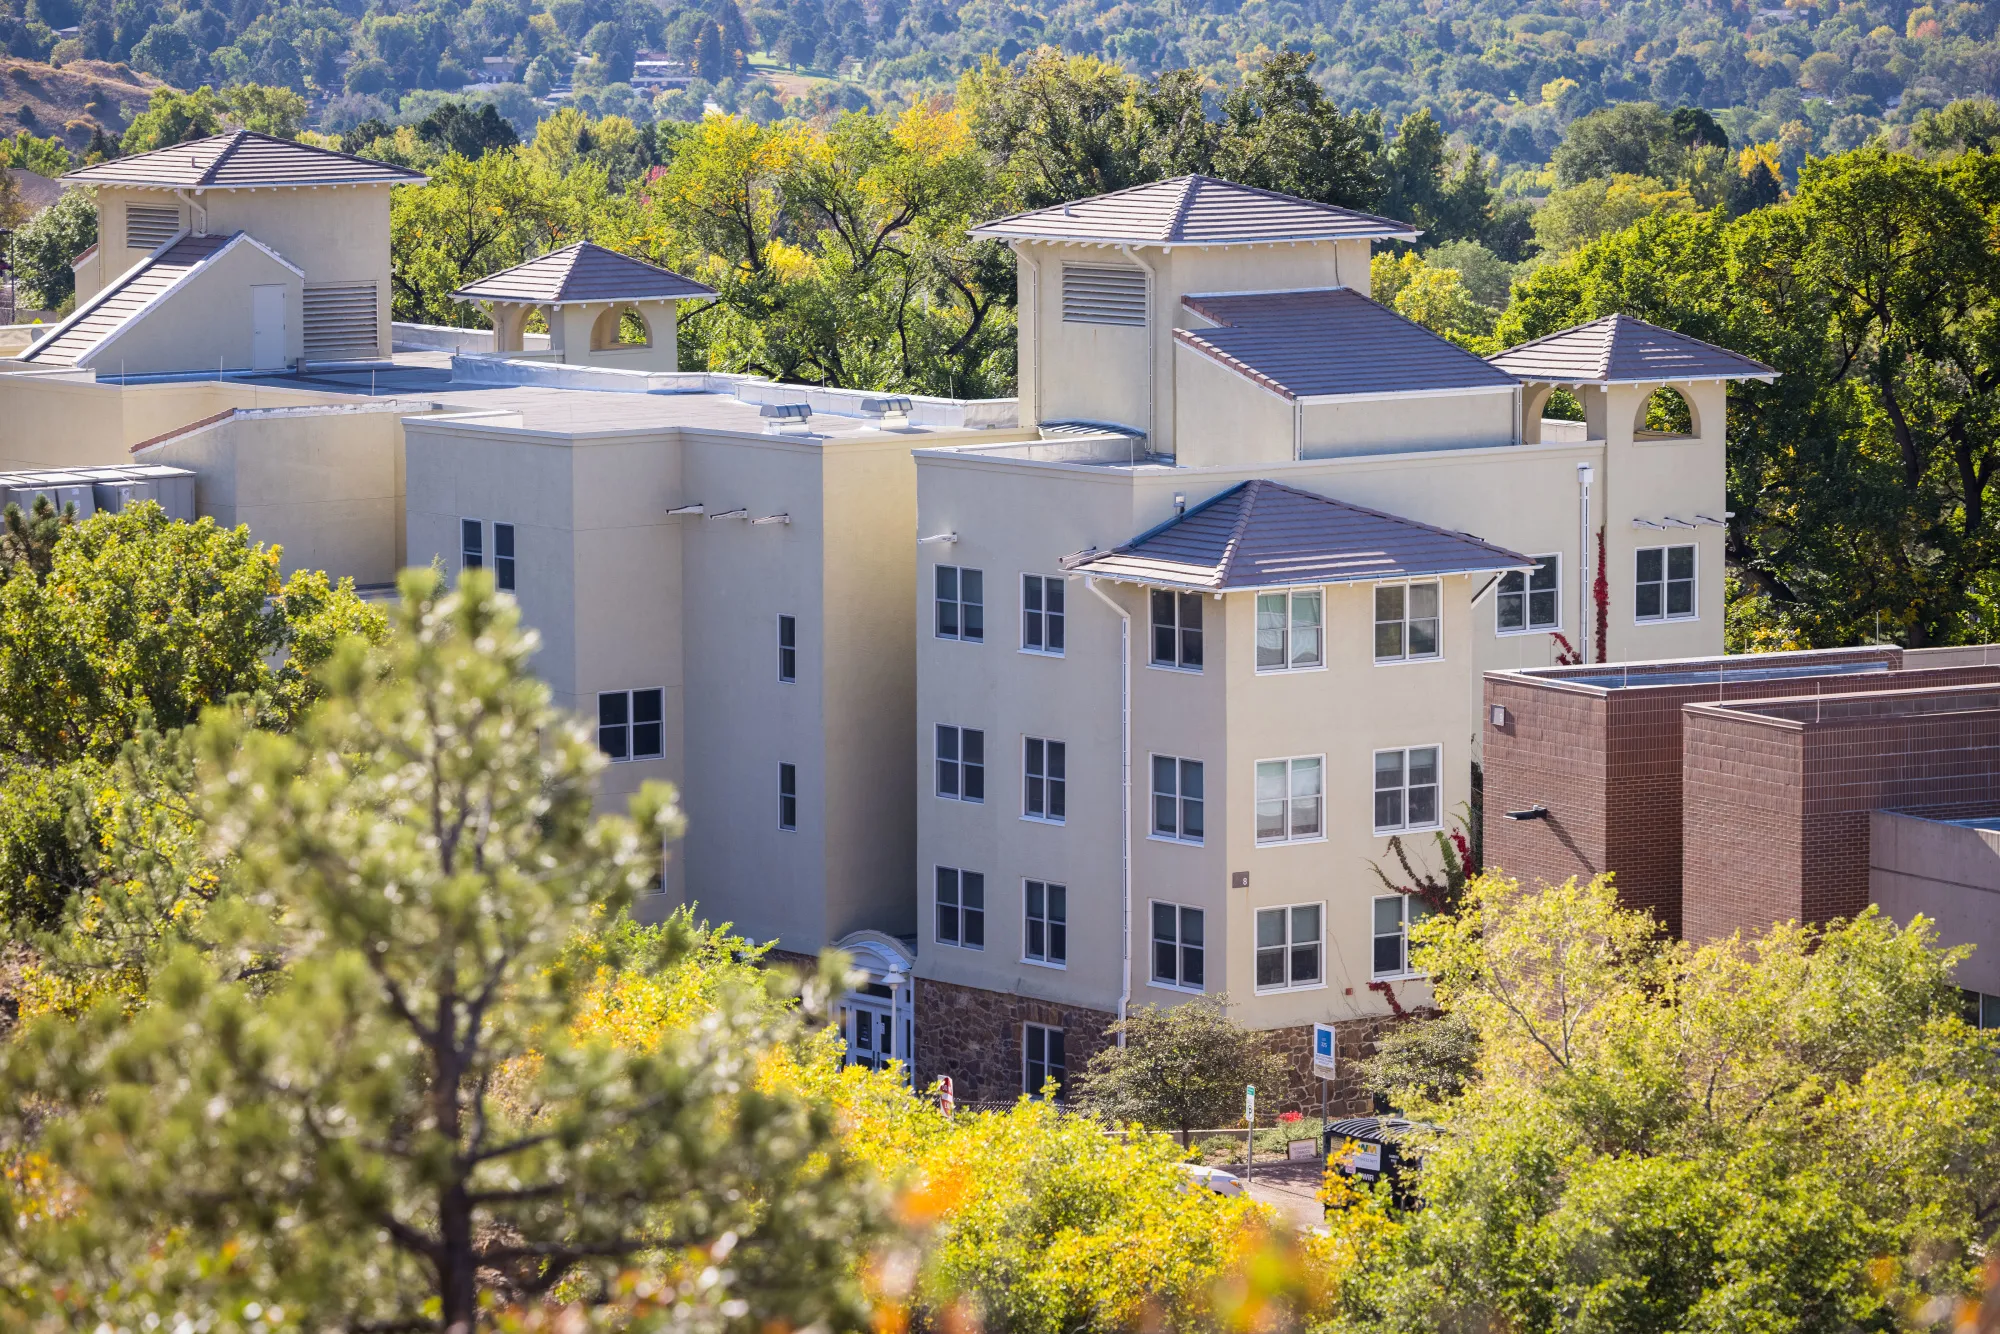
(1151, 901, 1205, 990)
(1256, 587, 1323, 670)
(1375, 580, 1441, 662)
(1374, 745, 1442, 833)
(1024, 1022, 1066, 1099)
(461, 517, 483, 572)
(1149, 588, 1204, 670)
(1024, 880, 1066, 966)
(935, 565, 984, 642)
(1022, 574, 1065, 655)
(935, 866, 985, 948)
(1150, 755, 1204, 843)
(1636, 544, 1697, 621)
(1964, 989, 2000, 1030)
(1255, 755, 1324, 844)
(1255, 903, 1323, 991)
(778, 762, 797, 830)
(1496, 555, 1558, 634)
(777, 614, 797, 682)
(1373, 894, 1434, 978)
(597, 688, 664, 762)
(935, 725, 985, 802)
(1023, 737, 1066, 823)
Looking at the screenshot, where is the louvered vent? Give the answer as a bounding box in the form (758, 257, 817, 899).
(303, 284, 380, 359)
(1062, 265, 1147, 327)
(125, 205, 180, 250)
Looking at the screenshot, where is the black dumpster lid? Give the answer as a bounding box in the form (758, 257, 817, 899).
(1324, 1116, 1433, 1144)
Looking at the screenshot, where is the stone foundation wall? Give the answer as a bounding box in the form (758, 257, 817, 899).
(1261, 1011, 1421, 1117)
(912, 977, 1117, 1104)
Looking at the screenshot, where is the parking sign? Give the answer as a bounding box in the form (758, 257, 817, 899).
(1312, 1023, 1337, 1079)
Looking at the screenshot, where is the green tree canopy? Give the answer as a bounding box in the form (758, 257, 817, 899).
(1073, 994, 1289, 1145)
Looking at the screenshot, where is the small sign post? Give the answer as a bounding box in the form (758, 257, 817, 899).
(1244, 1084, 1256, 1180)
(1313, 1024, 1337, 1152)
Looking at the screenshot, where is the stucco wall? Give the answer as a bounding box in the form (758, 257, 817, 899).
(1872, 811, 2000, 995)
(0, 374, 359, 471)
(80, 239, 303, 377)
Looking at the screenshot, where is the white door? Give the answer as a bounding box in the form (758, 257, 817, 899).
(250, 284, 287, 370)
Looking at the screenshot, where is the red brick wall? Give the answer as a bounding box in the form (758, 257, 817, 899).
(1483, 677, 1609, 894)
(1683, 710, 1806, 942)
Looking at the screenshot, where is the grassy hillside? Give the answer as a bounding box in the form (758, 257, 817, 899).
(0, 56, 158, 144)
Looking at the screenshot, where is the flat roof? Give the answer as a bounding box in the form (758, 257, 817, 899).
(1491, 646, 1902, 692)
(1695, 683, 2000, 726)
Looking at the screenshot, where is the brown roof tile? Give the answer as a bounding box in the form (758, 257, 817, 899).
(970, 175, 1420, 246)
(63, 131, 426, 189)
(1487, 313, 1777, 384)
(450, 242, 718, 304)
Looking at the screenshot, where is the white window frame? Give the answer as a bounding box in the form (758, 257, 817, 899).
(934, 865, 985, 949)
(1635, 544, 1698, 623)
(1021, 573, 1066, 656)
(460, 517, 484, 573)
(1254, 754, 1325, 845)
(1374, 579, 1443, 664)
(1253, 901, 1325, 994)
(596, 687, 664, 762)
(1255, 586, 1325, 672)
(778, 761, 797, 831)
(1373, 744, 1444, 835)
(1495, 555, 1559, 635)
(777, 613, 797, 682)
(1023, 879, 1067, 968)
(1023, 1021, 1066, 1100)
(934, 724, 985, 803)
(1372, 893, 1433, 980)
(1148, 754, 1205, 845)
(1022, 736, 1066, 824)
(934, 564, 985, 643)
(1148, 588, 1205, 672)
(1149, 899, 1205, 993)
(492, 521, 516, 592)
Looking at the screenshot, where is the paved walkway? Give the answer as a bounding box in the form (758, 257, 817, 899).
(1240, 1156, 1327, 1232)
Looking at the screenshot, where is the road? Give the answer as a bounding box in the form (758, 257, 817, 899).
(1240, 1156, 1327, 1232)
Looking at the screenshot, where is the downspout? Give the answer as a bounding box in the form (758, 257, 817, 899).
(173, 190, 208, 237)
(1086, 575, 1133, 1044)
(1119, 244, 1158, 449)
(1577, 462, 1594, 662)
(1293, 397, 1303, 461)
(1015, 241, 1041, 428)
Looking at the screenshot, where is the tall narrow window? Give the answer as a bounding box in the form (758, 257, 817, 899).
(1151, 902, 1205, 990)
(1022, 574, 1066, 655)
(778, 762, 797, 830)
(1255, 904, 1323, 991)
(1372, 894, 1434, 977)
(1636, 545, 1697, 621)
(1375, 581, 1441, 662)
(493, 522, 515, 592)
(935, 725, 986, 802)
(596, 688, 664, 762)
(1149, 589, 1204, 669)
(1024, 1023, 1066, 1099)
(777, 614, 797, 682)
(1374, 746, 1441, 833)
(1024, 880, 1067, 965)
(1150, 756, 1204, 843)
(1496, 556, 1558, 633)
(935, 565, 984, 642)
(1024, 737, 1066, 823)
(935, 866, 985, 948)
(1256, 588, 1324, 670)
(1255, 756, 1324, 843)
(461, 517, 483, 571)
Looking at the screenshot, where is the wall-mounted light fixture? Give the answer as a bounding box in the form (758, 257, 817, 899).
(1504, 804, 1551, 821)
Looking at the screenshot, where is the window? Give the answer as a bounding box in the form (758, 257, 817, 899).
(1375, 581, 1441, 662)
(1373, 894, 1434, 978)
(1024, 880, 1066, 965)
(1023, 737, 1066, 823)
(1151, 902, 1205, 990)
(1256, 588, 1323, 670)
(597, 688, 664, 762)
(1496, 556, 1558, 633)
(1255, 904, 1323, 991)
(1962, 990, 2000, 1030)
(1374, 746, 1441, 833)
(935, 725, 985, 802)
(126, 204, 181, 250)
(935, 565, 984, 642)
(1636, 545, 1697, 621)
(1024, 1023, 1066, 1099)
(493, 522, 516, 592)
(1255, 756, 1324, 844)
(778, 762, 797, 831)
(1150, 589, 1204, 669)
(461, 518, 483, 571)
(935, 867, 985, 948)
(1150, 756, 1204, 843)
(1022, 574, 1065, 655)
(777, 614, 797, 682)
(1061, 264, 1146, 326)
